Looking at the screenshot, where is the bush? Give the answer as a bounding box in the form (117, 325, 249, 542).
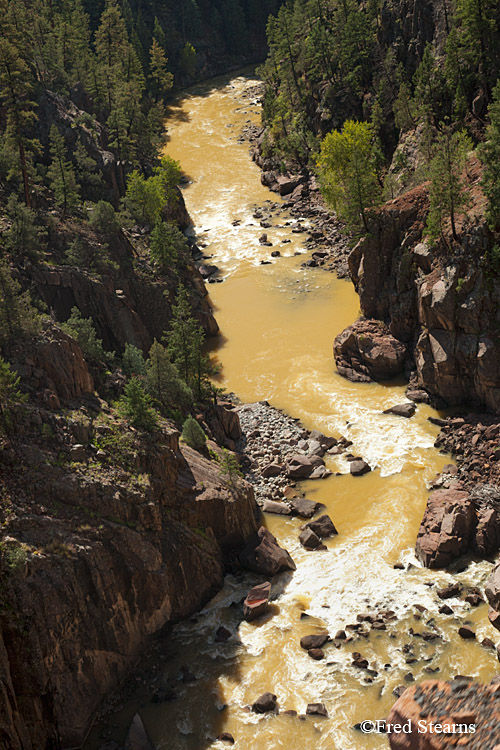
(122, 343, 146, 377)
(0, 356, 26, 433)
(181, 415, 206, 450)
(0, 260, 40, 347)
(89, 201, 120, 236)
(61, 307, 108, 364)
(119, 377, 158, 431)
(150, 220, 189, 270)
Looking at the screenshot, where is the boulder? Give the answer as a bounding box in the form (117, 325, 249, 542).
(485, 563, 500, 624)
(308, 648, 325, 660)
(262, 499, 291, 515)
(287, 454, 325, 479)
(252, 692, 277, 713)
(239, 527, 296, 576)
(306, 703, 328, 717)
(350, 460, 371, 477)
(124, 714, 155, 750)
(243, 581, 271, 622)
(437, 583, 461, 600)
(198, 263, 218, 279)
(215, 626, 232, 642)
(334, 319, 407, 382)
(277, 175, 302, 196)
(383, 403, 416, 418)
(300, 633, 329, 650)
(299, 528, 326, 550)
(458, 626, 476, 640)
(305, 514, 337, 539)
(261, 463, 283, 478)
(415, 489, 474, 568)
(288, 496, 321, 518)
(217, 734, 235, 744)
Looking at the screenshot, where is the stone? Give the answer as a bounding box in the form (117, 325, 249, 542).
(198, 263, 219, 279)
(300, 633, 329, 650)
(217, 734, 235, 744)
(305, 514, 338, 539)
(124, 713, 155, 750)
(383, 403, 416, 418)
(309, 465, 332, 479)
(239, 527, 296, 576)
(262, 499, 291, 515)
(299, 528, 326, 550)
(288, 496, 321, 518)
(350, 459, 371, 477)
(415, 489, 473, 568)
(308, 648, 325, 660)
(439, 604, 453, 615)
(70, 444, 86, 462)
(287, 454, 325, 479)
(243, 582, 271, 622)
(261, 463, 283, 478)
(437, 583, 461, 599)
(458, 626, 476, 640)
(252, 692, 277, 713)
(334, 319, 407, 382)
(334, 630, 347, 640)
(306, 703, 328, 717)
(215, 626, 232, 642)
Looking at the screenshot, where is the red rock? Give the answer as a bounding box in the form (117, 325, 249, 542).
(334, 319, 407, 382)
(415, 489, 473, 568)
(239, 527, 296, 576)
(243, 582, 271, 622)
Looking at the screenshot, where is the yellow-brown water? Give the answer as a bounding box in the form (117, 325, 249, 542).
(85, 72, 498, 750)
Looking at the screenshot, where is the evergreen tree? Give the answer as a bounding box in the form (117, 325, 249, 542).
(145, 340, 194, 413)
(4, 194, 45, 258)
(0, 355, 26, 434)
(166, 287, 213, 399)
(149, 38, 173, 101)
(0, 37, 39, 207)
(61, 307, 107, 363)
(317, 120, 382, 233)
(47, 125, 80, 215)
(122, 343, 146, 377)
(181, 415, 206, 450)
(0, 260, 40, 347)
(178, 42, 197, 79)
(480, 82, 500, 230)
(425, 125, 472, 242)
(119, 376, 158, 431)
(150, 220, 189, 270)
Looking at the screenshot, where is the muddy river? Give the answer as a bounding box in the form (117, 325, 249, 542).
(85, 71, 498, 750)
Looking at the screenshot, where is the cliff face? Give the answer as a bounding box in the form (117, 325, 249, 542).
(337, 161, 500, 414)
(0, 387, 257, 749)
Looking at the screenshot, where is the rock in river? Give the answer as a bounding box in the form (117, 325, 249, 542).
(252, 692, 278, 713)
(304, 514, 337, 538)
(383, 403, 416, 418)
(243, 581, 271, 621)
(239, 526, 296, 576)
(350, 459, 371, 477)
(287, 454, 325, 479)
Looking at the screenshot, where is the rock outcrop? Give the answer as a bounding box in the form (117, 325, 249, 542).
(387, 678, 499, 750)
(334, 162, 500, 412)
(0, 415, 258, 748)
(334, 319, 407, 382)
(416, 485, 500, 568)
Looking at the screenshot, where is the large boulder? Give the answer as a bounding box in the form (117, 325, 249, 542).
(415, 489, 474, 568)
(252, 692, 277, 713)
(287, 454, 325, 479)
(304, 515, 338, 539)
(243, 581, 271, 621)
(288, 495, 321, 518)
(334, 319, 407, 382)
(239, 527, 296, 576)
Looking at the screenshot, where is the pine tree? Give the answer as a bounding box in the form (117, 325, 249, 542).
(122, 343, 146, 377)
(4, 194, 45, 258)
(166, 287, 213, 399)
(0, 37, 39, 207)
(317, 120, 382, 233)
(178, 42, 197, 79)
(61, 307, 107, 363)
(150, 220, 189, 270)
(47, 125, 80, 215)
(0, 355, 26, 434)
(0, 260, 40, 347)
(425, 125, 472, 243)
(480, 82, 500, 230)
(119, 377, 158, 431)
(145, 340, 194, 413)
(149, 38, 173, 101)
(181, 415, 206, 450)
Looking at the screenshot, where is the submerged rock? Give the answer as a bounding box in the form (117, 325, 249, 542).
(252, 692, 278, 713)
(383, 403, 416, 418)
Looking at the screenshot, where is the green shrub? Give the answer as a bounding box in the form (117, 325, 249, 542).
(62, 307, 107, 364)
(122, 343, 146, 377)
(181, 415, 206, 450)
(119, 377, 158, 431)
(89, 201, 120, 235)
(0, 356, 27, 433)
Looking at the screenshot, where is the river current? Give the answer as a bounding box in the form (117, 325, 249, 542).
(85, 72, 498, 750)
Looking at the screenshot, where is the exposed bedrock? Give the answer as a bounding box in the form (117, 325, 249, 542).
(333, 173, 500, 412)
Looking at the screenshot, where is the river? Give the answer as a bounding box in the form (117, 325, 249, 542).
(85, 71, 498, 750)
